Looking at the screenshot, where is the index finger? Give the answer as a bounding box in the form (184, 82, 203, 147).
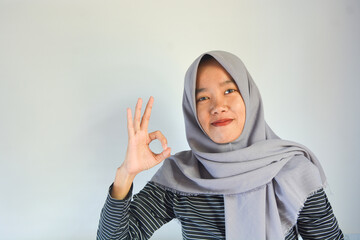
(140, 96, 154, 131)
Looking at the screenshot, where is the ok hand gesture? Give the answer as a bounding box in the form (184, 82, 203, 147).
(122, 96, 171, 176)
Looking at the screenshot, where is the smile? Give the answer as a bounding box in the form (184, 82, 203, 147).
(211, 118, 233, 127)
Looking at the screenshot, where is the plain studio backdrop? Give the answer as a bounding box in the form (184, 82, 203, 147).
(0, 0, 359, 239)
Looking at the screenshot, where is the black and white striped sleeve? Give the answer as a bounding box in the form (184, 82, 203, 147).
(97, 183, 175, 240)
(297, 189, 344, 240)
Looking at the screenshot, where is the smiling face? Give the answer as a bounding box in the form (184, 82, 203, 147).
(196, 58, 246, 144)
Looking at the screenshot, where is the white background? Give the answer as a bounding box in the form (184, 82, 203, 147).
(0, 0, 359, 239)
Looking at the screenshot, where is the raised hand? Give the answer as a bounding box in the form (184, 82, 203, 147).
(112, 97, 171, 199)
(123, 96, 171, 175)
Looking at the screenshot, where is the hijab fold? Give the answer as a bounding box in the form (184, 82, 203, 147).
(151, 51, 326, 239)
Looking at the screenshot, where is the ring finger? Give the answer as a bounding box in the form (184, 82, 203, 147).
(133, 98, 143, 132)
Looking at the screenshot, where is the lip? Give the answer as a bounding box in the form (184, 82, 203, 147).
(211, 118, 233, 127)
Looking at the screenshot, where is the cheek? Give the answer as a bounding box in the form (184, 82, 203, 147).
(196, 107, 209, 129)
(231, 98, 246, 122)
(236, 103, 246, 125)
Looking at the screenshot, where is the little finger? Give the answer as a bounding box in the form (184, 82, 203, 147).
(126, 108, 135, 138)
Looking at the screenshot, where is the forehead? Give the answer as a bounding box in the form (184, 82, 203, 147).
(197, 56, 223, 72)
(196, 58, 235, 87)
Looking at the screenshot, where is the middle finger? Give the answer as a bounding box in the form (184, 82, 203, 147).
(140, 96, 154, 131)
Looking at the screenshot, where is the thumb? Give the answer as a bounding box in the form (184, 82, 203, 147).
(154, 147, 171, 163)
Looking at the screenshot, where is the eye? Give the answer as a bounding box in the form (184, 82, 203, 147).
(225, 89, 237, 94)
(197, 96, 209, 102)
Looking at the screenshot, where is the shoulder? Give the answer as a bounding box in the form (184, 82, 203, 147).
(275, 155, 323, 187)
(301, 188, 329, 213)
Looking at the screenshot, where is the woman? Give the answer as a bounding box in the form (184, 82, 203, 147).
(97, 51, 344, 239)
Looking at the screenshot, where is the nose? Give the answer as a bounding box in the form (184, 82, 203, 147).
(210, 98, 228, 115)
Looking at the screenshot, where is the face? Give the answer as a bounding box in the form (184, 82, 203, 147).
(196, 59, 246, 144)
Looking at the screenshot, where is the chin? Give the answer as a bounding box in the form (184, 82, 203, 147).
(211, 135, 237, 144)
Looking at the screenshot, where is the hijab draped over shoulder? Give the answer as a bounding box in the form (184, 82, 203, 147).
(151, 50, 326, 240)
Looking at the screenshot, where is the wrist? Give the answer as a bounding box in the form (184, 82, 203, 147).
(110, 166, 136, 200)
(114, 165, 136, 186)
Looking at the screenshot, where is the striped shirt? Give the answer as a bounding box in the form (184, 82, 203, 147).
(97, 182, 343, 240)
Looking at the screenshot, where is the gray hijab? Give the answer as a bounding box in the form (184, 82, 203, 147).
(151, 50, 326, 239)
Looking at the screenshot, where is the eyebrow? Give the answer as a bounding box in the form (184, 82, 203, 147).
(195, 79, 235, 95)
